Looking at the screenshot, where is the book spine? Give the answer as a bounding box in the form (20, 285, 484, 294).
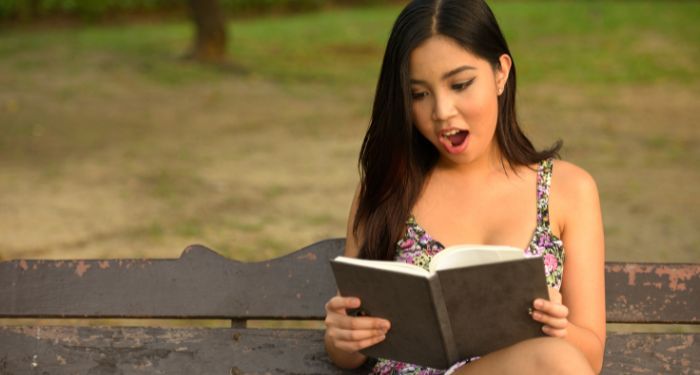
(428, 275, 459, 366)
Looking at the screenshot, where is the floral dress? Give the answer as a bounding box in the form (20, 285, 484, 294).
(371, 158, 565, 375)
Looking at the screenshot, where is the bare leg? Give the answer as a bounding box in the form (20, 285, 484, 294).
(453, 337, 595, 375)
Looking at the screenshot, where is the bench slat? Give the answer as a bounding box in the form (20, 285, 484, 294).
(605, 262, 699, 324)
(1, 240, 698, 324)
(604, 332, 699, 374)
(0, 239, 344, 320)
(0, 326, 364, 374)
(0, 326, 696, 374)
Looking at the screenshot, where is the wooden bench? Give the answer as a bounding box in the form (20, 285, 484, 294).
(0, 238, 697, 373)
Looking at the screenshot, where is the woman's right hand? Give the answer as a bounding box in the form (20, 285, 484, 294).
(324, 296, 391, 353)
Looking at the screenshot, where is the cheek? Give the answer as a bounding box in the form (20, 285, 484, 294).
(459, 93, 498, 130)
(411, 102, 433, 136)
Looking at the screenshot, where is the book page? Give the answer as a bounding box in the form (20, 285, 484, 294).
(429, 245, 524, 273)
(333, 256, 430, 277)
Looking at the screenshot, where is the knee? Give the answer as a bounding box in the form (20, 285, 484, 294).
(525, 337, 594, 375)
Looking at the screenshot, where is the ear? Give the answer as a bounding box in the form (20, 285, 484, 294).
(495, 54, 512, 91)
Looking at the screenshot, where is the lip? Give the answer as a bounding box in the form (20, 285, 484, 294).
(439, 127, 469, 137)
(438, 128, 470, 155)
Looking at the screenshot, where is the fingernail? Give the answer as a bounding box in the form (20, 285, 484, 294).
(534, 300, 543, 309)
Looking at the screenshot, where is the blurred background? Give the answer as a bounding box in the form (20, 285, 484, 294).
(1, 0, 698, 264)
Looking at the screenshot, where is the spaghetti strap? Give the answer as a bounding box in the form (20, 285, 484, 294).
(536, 158, 554, 230)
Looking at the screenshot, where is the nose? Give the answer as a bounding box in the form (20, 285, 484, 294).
(431, 92, 457, 122)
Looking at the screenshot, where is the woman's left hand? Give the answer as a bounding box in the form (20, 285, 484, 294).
(531, 287, 569, 338)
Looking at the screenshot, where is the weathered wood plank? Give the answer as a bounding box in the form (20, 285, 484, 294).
(0, 327, 696, 374)
(0, 326, 367, 374)
(603, 332, 699, 374)
(2, 240, 698, 324)
(0, 239, 345, 320)
(605, 263, 699, 324)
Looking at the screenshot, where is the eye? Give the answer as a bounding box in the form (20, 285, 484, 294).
(452, 78, 476, 92)
(411, 91, 429, 100)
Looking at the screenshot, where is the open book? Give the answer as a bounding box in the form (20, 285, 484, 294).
(330, 245, 548, 369)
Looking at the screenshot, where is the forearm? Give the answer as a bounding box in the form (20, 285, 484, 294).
(564, 322, 605, 373)
(324, 332, 368, 369)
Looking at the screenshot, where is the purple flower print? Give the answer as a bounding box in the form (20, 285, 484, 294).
(544, 253, 558, 273)
(401, 238, 415, 249)
(538, 234, 552, 248)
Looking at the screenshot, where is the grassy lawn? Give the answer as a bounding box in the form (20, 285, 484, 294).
(0, 1, 699, 265)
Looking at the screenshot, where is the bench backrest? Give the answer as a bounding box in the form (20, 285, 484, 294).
(1, 239, 698, 373)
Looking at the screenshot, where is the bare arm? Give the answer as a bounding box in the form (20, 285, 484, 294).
(534, 161, 606, 372)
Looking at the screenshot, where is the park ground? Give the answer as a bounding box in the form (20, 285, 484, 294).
(1, 2, 699, 266)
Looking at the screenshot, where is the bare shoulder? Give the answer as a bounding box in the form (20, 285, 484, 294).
(549, 160, 601, 234)
(551, 159, 599, 201)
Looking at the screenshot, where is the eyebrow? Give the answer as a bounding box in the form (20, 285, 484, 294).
(410, 65, 476, 85)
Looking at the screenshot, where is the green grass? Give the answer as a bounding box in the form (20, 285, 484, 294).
(1, 2, 698, 87)
(496, 1, 700, 84)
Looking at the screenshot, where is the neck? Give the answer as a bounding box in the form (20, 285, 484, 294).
(434, 141, 508, 182)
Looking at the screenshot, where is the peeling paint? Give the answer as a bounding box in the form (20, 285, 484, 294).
(75, 261, 91, 277)
(297, 252, 318, 262)
(655, 265, 697, 292)
(642, 281, 663, 289)
(621, 264, 655, 286)
(667, 335, 694, 353)
(98, 261, 110, 269)
(19, 260, 28, 271)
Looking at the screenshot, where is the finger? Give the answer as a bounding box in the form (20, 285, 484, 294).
(335, 334, 387, 352)
(326, 314, 390, 331)
(532, 311, 568, 329)
(325, 296, 361, 313)
(347, 316, 391, 331)
(542, 325, 567, 338)
(533, 299, 569, 318)
(329, 327, 388, 342)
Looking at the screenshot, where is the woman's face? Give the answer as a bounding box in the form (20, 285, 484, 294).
(409, 35, 511, 167)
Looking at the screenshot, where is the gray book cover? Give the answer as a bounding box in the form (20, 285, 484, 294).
(330, 257, 548, 369)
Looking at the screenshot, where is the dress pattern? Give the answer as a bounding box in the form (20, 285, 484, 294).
(371, 158, 565, 375)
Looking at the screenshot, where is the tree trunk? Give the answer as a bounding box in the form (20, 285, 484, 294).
(186, 0, 228, 63)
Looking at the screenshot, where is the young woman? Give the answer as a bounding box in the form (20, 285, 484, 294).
(324, 0, 606, 373)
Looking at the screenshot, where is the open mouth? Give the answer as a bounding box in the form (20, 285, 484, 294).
(441, 129, 469, 147)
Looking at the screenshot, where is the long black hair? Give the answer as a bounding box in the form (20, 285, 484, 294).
(355, 0, 561, 260)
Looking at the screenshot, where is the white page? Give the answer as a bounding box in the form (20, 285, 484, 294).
(333, 256, 430, 277)
(429, 244, 524, 273)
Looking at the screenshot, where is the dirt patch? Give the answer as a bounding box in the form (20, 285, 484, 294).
(520, 82, 700, 261)
(0, 43, 698, 263)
